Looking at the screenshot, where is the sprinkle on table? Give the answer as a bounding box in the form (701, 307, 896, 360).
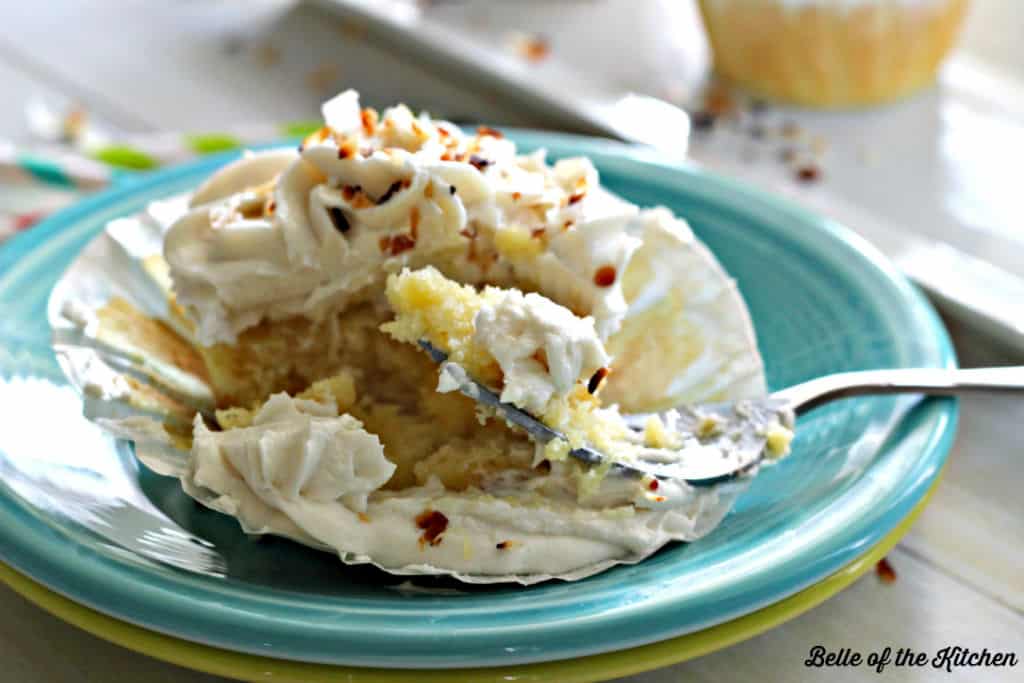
(512, 33, 550, 63)
(305, 62, 341, 94)
(253, 42, 280, 67)
(876, 557, 897, 584)
(795, 164, 822, 183)
(691, 111, 716, 132)
(780, 120, 802, 140)
(703, 84, 735, 117)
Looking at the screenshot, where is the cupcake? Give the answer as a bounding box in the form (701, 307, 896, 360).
(59, 89, 789, 582)
(698, 0, 970, 107)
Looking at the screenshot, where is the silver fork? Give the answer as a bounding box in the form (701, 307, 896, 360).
(419, 342, 1024, 486)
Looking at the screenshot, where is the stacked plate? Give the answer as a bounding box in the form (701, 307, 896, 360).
(0, 133, 956, 681)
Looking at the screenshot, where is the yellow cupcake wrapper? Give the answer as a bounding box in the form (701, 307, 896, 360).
(698, 0, 970, 108)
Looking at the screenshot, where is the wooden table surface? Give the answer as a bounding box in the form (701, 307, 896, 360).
(0, 2, 1020, 681)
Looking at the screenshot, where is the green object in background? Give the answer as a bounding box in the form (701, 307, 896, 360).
(69, 119, 322, 175)
(186, 133, 243, 155)
(280, 120, 321, 138)
(91, 145, 159, 170)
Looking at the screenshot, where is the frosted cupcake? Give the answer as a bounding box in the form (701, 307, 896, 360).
(698, 0, 969, 107)
(63, 89, 791, 582)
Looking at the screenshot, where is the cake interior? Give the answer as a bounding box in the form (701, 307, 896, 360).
(162, 260, 604, 493)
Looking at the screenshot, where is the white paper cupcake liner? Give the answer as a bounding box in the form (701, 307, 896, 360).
(48, 196, 760, 585)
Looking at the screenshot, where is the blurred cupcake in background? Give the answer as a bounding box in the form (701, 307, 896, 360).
(697, 0, 969, 108)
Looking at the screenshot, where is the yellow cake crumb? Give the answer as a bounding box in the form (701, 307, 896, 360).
(382, 267, 639, 496)
(381, 266, 501, 386)
(765, 424, 794, 458)
(696, 415, 721, 439)
(493, 224, 543, 259)
(544, 438, 571, 462)
(541, 385, 628, 459)
(297, 372, 358, 412)
(215, 406, 256, 430)
(196, 302, 384, 408)
(644, 414, 680, 449)
(412, 426, 535, 490)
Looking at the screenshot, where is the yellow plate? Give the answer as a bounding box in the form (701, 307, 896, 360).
(0, 468, 939, 683)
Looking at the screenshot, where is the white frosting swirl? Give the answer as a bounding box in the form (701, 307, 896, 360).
(472, 289, 609, 415)
(179, 391, 739, 580)
(164, 90, 643, 345)
(146, 89, 774, 581)
(191, 393, 394, 513)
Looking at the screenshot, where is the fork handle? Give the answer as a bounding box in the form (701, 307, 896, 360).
(772, 366, 1024, 415)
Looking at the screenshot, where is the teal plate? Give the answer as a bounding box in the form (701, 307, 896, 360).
(0, 132, 957, 669)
